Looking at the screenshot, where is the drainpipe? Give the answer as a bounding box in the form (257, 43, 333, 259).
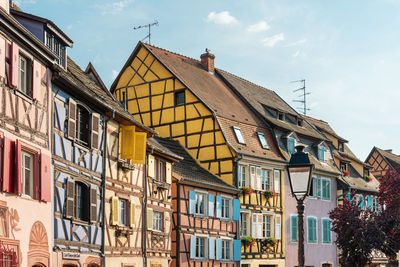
(177, 182, 181, 267)
(101, 111, 114, 267)
(143, 148, 152, 267)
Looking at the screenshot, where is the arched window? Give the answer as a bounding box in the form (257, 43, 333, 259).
(76, 105, 90, 146)
(75, 182, 89, 221)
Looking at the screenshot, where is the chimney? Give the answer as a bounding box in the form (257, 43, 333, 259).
(200, 48, 215, 73)
(385, 149, 393, 153)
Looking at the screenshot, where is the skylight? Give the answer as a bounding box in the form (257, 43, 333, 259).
(257, 132, 270, 149)
(233, 126, 246, 144)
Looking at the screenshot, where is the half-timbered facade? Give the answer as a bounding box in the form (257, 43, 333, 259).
(365, 147, 400, 181)
(0, 3, 62, 266)
(155, 137, 241, 267)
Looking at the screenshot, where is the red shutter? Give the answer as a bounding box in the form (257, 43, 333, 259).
(2, 137, 14, 193)
(10, 42, 18, 89)
(40, 153, 51, 202)
(0, 37, 5, 79)
(15, 140, 21, 195)
(32, 60, 41, 102)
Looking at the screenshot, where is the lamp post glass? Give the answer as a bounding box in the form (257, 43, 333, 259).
(288, 166, 313, 200)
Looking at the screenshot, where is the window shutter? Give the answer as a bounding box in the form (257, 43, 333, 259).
(216, 195, 222, 218)
(65, 179, 75, 218)
(166, 162, 172, 184)
(274, 170, 281, 193)
(208, 194, 214, 217)
(233, 240, 241, 261)
(256, 167, 261, 190)
(348, 192, 352, 202)
(111, 196, 118, 225)
(257, 214, 262, 238)
(129, 201, 135, 227)
(147, 208, 153, 230)
(208, 237, 215, 259)
(326, 179, 331, 200)
(91, 113, 100, 150)
(2, 137, 14, 193)
(40, 153, 51, 202)
(252, 214, 257, 237)
(275, 214, 282, 239)
(322, 219, 329, 243)
(67, 98, 77, 140)
(147, 155, 155, 178)
(291, 215, 298, 241)
(189, 191, 196, 215)
(237, 164, 242, 187)
(367, 196, 373, 210)
(190, 236, 196, 259)
(132, 132, 147, 164)
(233, 199, 240, 221)
(316, 178, 322, 198)
(32, 60, 41, 102)
(0, 37, 5, 78)
(215, 238, 222, 260)
(120, 126, 135, 159)
(90, 185, 97, 222)
(10, 42, 18, 89)
(250, 166, 255, 189)
(308, 218, 317, 242)
(360, 195, 365, 210)
(15, 140, 21, 195)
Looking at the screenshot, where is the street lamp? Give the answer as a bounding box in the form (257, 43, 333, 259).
(286, 145, 314, 267)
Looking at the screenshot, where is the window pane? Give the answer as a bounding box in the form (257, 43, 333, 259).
(76, 106, 90, 145)
(233, 127, 245, 144)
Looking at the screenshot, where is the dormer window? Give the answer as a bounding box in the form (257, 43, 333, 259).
(338, 142, 344, 152)
(340, 162, 348, 172)
(318, 146, 327, 162)
(297, 119, 303, 127)
(257, 132, 270, 149)
(364, 168, 370, 177)
(278, 112, 285, 121)
(288, 137, 296, 154)
(233, 126, 245, 144)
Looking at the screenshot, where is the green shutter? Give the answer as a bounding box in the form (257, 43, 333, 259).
(316, 178, 322, 198)
(308, 217, 317, 243)
(322, 219, 331, 243)
(291, 215, 298, 241)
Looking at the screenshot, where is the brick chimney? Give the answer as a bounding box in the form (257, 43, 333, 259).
(200, 48, 215, 72)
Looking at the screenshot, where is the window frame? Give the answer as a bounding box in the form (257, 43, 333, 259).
(21, 150, 34, 198)
(174, 90, 185, 106)
(155, 158, 166, 183)
(195, 192, 208, 216)
(75, 181, 90, 222)
(75, 104, 91, 146)
(318, 146, 327, 162)
(257, 132, 270, 149)
(238, 165, 247, 188)
(221, 238, 233, 260)
(261, 169, 272, 191)
(233, 126, 246, 145)
(18, 53, 32, 97)
(321, 178, 331, 200)
(287, 137, 296, 154)
(240, 212, 250, 237)
(194, 235, 207, 259)
(19, 143, 40, 200)
(221, 196, 232, 219)
(153, 211, 163, 232)
(118, 198, 129, 226)
(262, 214, 273, 238)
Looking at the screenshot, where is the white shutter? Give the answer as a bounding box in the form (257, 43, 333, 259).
(250, 166, 256, 189)
(275, 215, 281, 239)
(256, 167, 262, 190)
(257, 214, 263, 238)
(252, 213, 257, 237)
(274, 170, 281, 192)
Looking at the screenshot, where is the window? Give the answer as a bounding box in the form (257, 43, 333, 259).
(76, 105, 90, 145)
(195, 192, 207, 216)
(321, 178, 331, 200)
(195, 236, 206, 258)
(297, 119, 303, 127)
(75, 182, 89, 221)
(262, 215, 272, 238)
(156, 159, 166, 182)
(340, 162, 348, 172)
(288, 137, 296, 154)
(118, 199, 128, 226)
(233, 126, 245, 144)
(121, 91, 127, 109)
(238, 165, 247, 187)
(307, 217, 317, 243)
(278, 112, 284, 121)
(240, 213, 249, 236)
(21, 151, 34, 198)
(291, 215, 298, 242)
(372, 197, 380, 212)
(261, 169, 271, 190)
(153, 211, 163, 231)
(318, 146, 326, 162)
(19, 54, 32, 96)
(309, 177, 330, 200)
(221, 239, 232, 260)
(322, 218, 331, 243)
(257, 132, 270, 149)
(221, 197, 231, 219)
(174, 91, 185, 106)
(338, 142, 344, 152)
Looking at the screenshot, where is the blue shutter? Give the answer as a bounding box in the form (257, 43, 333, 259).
(367, 196, 373, 210)
(190, 235, 196, 258)
(233, 240, 241, 261)
(216, 196, 222, 218)
(233, 199, 240, 221)
(326, 179, 331, 200)
(189, 191, 196, 215)
(208, 194, 215, 217)
(208, 237, 215, 259)
(288, 138, 295, 154)
(308, 217, 317, 242)
(316, 178, 322, 198)
(348, 192, 352, 202)
(318, 147, 324, 161)
(360, 195, 365, 210)
(291, 215, 298, 241)
(215, 238, 222, 260)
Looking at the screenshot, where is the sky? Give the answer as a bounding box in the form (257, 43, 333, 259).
(16, 0, 400, 160)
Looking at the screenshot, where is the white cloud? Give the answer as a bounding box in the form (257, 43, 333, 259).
(285, 38, 307, 47)
(95, 0, 133, 15)
(207, 11, 239, 25)
(112, 70, 119, 80)
(247, 21, 270, 33)
(292, 50, 300, 57)
(262, 33, 285, 47)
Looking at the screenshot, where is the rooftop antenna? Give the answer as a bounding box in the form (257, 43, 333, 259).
(291, 79, 310, 115)
(133, 20, 159, 45)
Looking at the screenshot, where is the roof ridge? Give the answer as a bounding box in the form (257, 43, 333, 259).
(143, 42, 202, 65)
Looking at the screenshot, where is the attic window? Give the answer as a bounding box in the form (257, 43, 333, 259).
(318, 146, 327, 162)
(233, 126, 246, 145)
(257, 132, 270, 149)
(340, 162, 348, 172)
(278, 112, 285, 121)
(297, 119, 303, 127)
(174, 91, 185, 106)
(287, 137, 296, 154)
(338, 142, 344, 152)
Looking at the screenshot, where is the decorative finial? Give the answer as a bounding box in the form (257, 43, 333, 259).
(205, 48, 210, 53)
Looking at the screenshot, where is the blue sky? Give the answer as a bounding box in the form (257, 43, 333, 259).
(17, 0, 400, 160)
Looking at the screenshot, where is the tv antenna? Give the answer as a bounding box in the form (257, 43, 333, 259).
(291, 79, 310, 115)
(133, 20, 159, 45)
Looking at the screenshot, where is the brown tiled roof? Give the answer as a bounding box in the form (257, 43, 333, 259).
(342, 164, 379, 192)
(216, 69, 327, 141)
(55, 57, 155, 133)
(154, 137, 237, 191)
(303, 115, 348, 143)
(147, 137, 182, 160)
(375, 147, 400, 169)
(142, 43, 284, 161)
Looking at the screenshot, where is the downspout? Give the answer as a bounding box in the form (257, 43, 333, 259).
(143, 147, 153, 267)
(177, 182, 181, 267)
(101, 111, 114, 267)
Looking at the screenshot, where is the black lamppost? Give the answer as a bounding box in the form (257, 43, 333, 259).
(286, 145, 314, 267)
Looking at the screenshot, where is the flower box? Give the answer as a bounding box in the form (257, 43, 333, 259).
(264, 190, 278, 198)
(242, 236, 256, 247)
(343, 170, 350, 177)
(263, 237, 277, 248)
(241, 187, 253, 195)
